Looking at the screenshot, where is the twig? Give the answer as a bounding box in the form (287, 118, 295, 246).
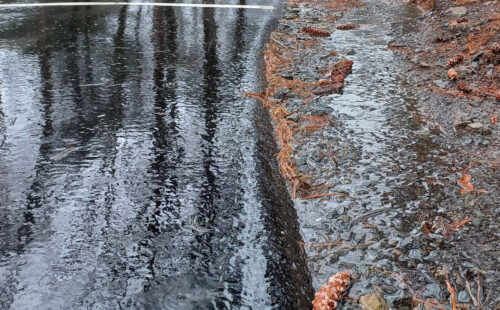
(350, 207, 390, 227)
(298, 241, 343, 248)
(466, 280, 479, 306)
(301, 192, 349, 200)
(50, 146, 78, 161)
(339, 241, 375, 250)
(271, 37, 287, 49)
(445, 277, 457, 310)
(391, 272, 447, 310)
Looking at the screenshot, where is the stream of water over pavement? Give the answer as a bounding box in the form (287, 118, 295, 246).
(290, 0, 480, 305)
(0, 2, 315, 309)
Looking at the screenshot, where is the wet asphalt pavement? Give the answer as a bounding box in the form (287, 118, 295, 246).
(0, 2, 314, 309)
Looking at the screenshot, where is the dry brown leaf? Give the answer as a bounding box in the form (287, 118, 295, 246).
(458, 174, 475, 194)
(448, 218, 472, 233)
(457, 173, 486, 194)
(491, 113, 498, 125)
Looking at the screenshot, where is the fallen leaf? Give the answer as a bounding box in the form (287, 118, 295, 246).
(491, 113, 498, 125)
(457, 173, 486, 194)
(458, 174, 475, 194)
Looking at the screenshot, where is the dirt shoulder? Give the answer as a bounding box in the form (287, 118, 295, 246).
(253, 0, 499, 308)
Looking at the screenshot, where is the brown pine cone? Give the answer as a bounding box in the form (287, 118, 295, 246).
(331, 74, 345, 83)
(457, 82, 472, 93)
(312, 272, 351, 310)
(446, 55, 464, 68)
(492, 42, 500, 54)
(336, 24, 358, 30)
(302, 27, 331, 37)
(330, 59, 353, 80)
(448, 68, 458, 80)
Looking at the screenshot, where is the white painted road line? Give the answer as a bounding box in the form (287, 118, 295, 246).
(0, 2, 276, 10)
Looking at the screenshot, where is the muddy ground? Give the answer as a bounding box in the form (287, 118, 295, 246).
(258, 0, 499, 308)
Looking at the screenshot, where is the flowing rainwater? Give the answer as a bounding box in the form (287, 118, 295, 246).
(0, 1, 313, 308)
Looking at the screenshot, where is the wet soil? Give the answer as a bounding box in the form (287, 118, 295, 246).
(264, 0, 499, 308)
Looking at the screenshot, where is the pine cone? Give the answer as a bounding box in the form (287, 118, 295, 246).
(446, 55, 464, 68)
(433, 36, 453, 43)
(331, 74, 345, 83)
(336, 24, 358, 30)
(312, 272, 351, 310)
(330, 59, 353, 80)
(448, 68, 458, 80)
(457, 82, 472, 93)
(492, 42, 500, 54)
(302, 27, 331, 37)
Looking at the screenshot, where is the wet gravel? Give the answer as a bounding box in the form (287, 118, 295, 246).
(269, 0, 499, 308)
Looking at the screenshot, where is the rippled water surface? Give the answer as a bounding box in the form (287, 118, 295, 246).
(0, 2, 314, 309)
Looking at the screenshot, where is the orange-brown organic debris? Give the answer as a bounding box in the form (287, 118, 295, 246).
(302, 27, 331, 37)
(446, 55, 464, 68)
(336, 24, 359, 30)
(448, 68, 458, 80)
(312, 272, 351, 310)
(457, 82, 473, 94)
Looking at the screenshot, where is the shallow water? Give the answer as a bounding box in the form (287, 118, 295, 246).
(0, 2, 314, 309)
(291, 0, 464, 304)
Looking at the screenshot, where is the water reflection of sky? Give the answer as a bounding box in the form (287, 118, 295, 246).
(0, 2, 313, 309)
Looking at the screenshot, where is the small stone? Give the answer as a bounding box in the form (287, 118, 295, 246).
(359, 293, 390, 310)
(433, 79, 446, 88)
(420, 61, 430, 67)
(423, 283, 443, 299)
(308, 105, 334, 114)
(286, 114, 300, 122)
(346, 49, 356, 55)
(409, 249, 422, 260)
(446, 7, 467, 17)
(467, 122, 483, 129)
(457, 290, 470, 303)
(472, 52, 484, 61)
(339, 214, 350, 223)
(398, 237, 413, 248)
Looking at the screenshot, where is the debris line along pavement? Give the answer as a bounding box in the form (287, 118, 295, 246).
(252, 0, 499, 308)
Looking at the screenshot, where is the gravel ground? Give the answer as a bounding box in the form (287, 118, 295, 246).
(262, 0, 499, 308)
